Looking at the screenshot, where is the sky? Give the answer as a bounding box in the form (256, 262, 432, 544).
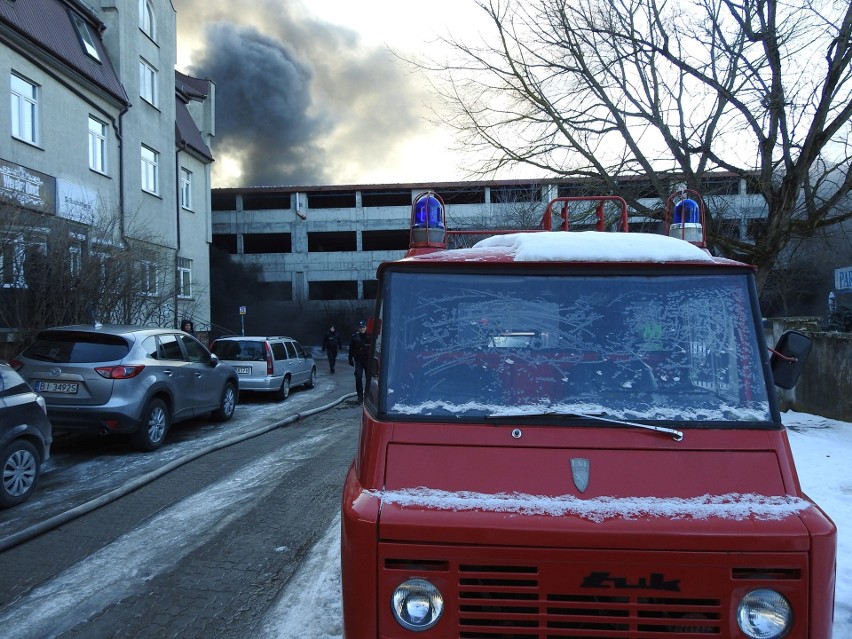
(262, 410, 852, 638)
(172, 0, 488, 188)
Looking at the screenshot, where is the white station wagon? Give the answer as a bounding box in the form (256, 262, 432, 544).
(210, 336, 316, 401)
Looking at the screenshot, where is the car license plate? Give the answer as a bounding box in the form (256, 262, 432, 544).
(235, 366, 252, 375)
(34, 380, 79, 394)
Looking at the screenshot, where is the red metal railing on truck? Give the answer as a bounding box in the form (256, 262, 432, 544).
(540, 195, 630, 232)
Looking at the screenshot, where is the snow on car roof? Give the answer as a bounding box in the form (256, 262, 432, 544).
(473, 231, 715, 263)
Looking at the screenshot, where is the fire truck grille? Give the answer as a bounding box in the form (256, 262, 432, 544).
(457, 564, 722, 638)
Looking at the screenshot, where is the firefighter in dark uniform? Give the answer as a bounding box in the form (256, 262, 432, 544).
(349, 320, 372, 403)
(322, 324, 341, 373)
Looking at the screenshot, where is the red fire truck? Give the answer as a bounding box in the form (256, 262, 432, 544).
(341, 191, 836, 638)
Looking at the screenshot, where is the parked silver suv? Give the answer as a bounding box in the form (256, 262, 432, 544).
(12, 325, 239, 451)
(210, 336, 316, 401)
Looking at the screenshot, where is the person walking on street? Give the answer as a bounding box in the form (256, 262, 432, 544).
(322, 324, 341, 373)
(349, 320, 372, 404)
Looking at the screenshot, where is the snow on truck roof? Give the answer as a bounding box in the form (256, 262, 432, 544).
(404, 231, 730, 264)
(476, 231, 715, 262)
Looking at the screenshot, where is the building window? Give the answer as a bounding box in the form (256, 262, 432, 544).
(308, 280, 358, 301)
(242, 193, 292, 210)
(10, 73, 38, 144)
(139, 0, 156, 40)
(139, 58, 158, 106)
(243, 233, 292, 254)
(305, 190, 357, 209)
(89, 249, 109, 283)
(180, 167, 193, 210)
(141, 145, 159, 194)
(69, 241, 83, 278)
(212, 234, 238, 254)
(70, 12, 101, 61)
(88, 116, 108, 173)
(363, 279, 379, 299)
(307, 231, 357, 252)
(747, 219, 767, 241)
(0, 239, 50, 290)
(139, 259, 158, 296)
(177, 257, 192, 298)
(0, 235, 24, 288)
(362, 230, 409, 251)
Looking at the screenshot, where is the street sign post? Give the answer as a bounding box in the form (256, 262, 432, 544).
(835, 266, 852, 293)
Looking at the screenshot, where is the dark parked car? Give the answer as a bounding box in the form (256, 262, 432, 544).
(0, 360, 52, 507)
(12, 325, 239, 451)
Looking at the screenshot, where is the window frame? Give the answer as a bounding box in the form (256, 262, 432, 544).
(139, 58, 158, 107)
(1, 234, 25, 288)
(139, 258, 159, 296)
(70, 12, 101, 62)
(69, 237, 83, 279)
(10, 73, 39, 145)
(89, 248, 110, 284)
(180, 167, 193, 210)
(177, 257, 192, 299)
(141, 144, 159, 195)
(88, 115, 108, 174)
(139, 0, 156, 41)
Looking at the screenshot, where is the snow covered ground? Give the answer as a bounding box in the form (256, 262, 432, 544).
(266, 410, 852, 639)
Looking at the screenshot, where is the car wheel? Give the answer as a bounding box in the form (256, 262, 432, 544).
(0, 440, 41, 508)
(213, 382, 238, 421)
(306, 367, 317, 388)
(274, 376, 291, 402)
(132, 398, 170, 451)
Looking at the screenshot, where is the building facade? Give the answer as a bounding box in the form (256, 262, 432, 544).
(210, 176, 767, 343)
(1, 0, 214, 349)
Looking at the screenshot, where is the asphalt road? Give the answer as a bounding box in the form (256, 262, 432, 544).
(0, 366, 361, 638)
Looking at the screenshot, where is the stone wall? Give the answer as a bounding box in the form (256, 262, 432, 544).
(765, 318, 852, 421)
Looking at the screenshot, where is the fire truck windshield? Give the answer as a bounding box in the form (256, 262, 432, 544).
(378, 269, 773, 425)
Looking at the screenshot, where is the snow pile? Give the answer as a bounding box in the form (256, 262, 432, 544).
(368, 488, 810, 523)
(473, 231, 715, 263)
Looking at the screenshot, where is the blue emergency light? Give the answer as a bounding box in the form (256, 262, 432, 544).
(669, 197, 704, 243)
(410, 192, 447, 248)
(413, 194, 445, 229)
(673, 199, 699, 225)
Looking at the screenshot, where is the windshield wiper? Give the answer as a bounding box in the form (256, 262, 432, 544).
(486, 410, 684, 442)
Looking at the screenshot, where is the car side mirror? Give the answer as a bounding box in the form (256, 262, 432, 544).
(770, 330, 812, 390)
(209, 353, 220, 368)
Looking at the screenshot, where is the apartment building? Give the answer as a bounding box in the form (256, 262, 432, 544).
(1, 0, 214, 346)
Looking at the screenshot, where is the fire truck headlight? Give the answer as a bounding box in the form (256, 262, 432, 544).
(391, 578, 444, 631)
(736, 589, 792, 639)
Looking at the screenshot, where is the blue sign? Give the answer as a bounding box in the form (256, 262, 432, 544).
(836, 266, 852, 292)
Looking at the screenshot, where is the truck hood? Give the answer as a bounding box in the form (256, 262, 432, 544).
(375, 442, 814, 551)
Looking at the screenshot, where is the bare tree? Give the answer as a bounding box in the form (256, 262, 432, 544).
(443, 183, 548, 247)
(418, 0, 852, 289)
(0, 204, 196, 350)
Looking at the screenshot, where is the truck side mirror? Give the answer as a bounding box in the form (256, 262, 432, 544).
(770, 330, 812, 390)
